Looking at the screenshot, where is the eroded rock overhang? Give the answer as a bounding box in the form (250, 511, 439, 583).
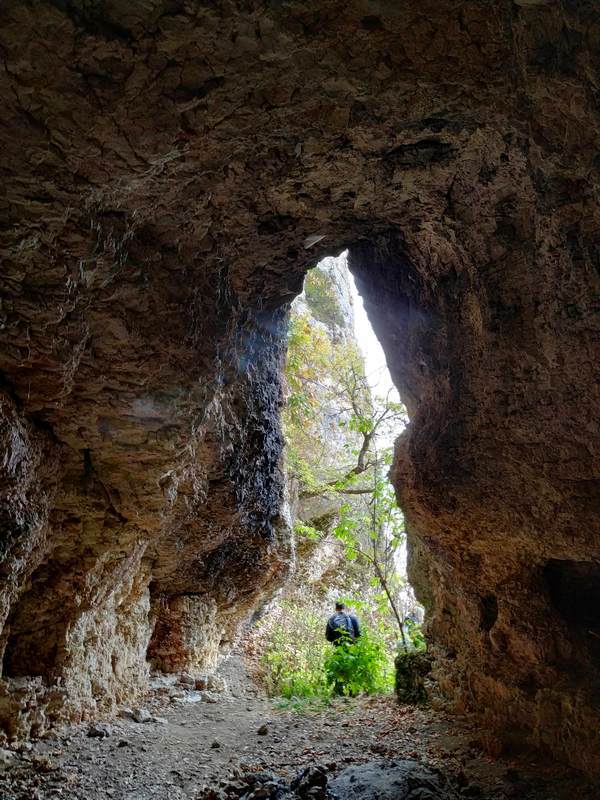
(0, 0, 598, 774)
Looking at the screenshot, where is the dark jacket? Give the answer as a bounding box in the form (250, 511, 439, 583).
(325, 611, 361, 644)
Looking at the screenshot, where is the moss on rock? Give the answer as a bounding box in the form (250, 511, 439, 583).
(394, 651, 432, 705)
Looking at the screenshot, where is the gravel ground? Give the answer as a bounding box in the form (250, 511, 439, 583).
(0, 655, 595, 800)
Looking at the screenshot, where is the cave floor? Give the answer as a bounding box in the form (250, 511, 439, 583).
(0, 655, 595, 800)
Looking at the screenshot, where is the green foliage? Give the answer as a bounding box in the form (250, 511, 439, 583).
(324, 632, 394, 696)
(331, 474, 411, 645)
(286, 446, 321, 494)
(283, 309, 370, 492)
(284, 312, 332, 432)
(256, 600, 393, 701)
(279, 261, 424, 669)
(304, 267, 345, 328)
(259, 603, 331, 699)
(403, 618, 427, 652)
(293, 521, 321, 542)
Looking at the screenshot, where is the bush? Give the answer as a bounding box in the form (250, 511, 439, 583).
(259, 604, 331, 699)
(324, 632, 394, 696)
(255, 601, 394, 701)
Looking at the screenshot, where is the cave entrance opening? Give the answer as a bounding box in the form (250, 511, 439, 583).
(302, 250, 424, 638)
(347, 255, 424, 629)
(544, 560, 600, 667)
(267, 248, 424, 701)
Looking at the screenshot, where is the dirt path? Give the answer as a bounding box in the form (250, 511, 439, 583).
(0, 655, 595, 800)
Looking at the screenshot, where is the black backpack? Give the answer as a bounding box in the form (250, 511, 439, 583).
(328, 612, 355, 642)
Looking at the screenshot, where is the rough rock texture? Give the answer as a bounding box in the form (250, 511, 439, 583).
(0, 0, 598, 775)
(148, 595, 221, 674)
(395, 652, 432, 705)
(196, 760, 461, 800)
(330, 759, 460, 800)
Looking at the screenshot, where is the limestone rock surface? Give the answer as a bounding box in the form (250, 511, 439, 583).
(0, 0, 598, 775)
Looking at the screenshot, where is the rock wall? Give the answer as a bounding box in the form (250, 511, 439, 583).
(350, 222, 599, 774)
(0, 0, 598, 774)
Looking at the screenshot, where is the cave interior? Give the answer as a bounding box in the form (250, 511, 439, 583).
(0, 0, 598, 781)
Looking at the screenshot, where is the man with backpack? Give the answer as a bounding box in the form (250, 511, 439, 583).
(325, 601, 361, 645)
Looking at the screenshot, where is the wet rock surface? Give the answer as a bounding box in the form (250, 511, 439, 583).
(0, 0, 598, 777)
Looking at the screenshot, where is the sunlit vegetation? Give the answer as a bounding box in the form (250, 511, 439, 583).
(255, 598, 394, 700)
(256, 262, 425, 701)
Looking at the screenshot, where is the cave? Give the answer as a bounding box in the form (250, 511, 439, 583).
(0, 0, 598, 785)
(544, 559, 600, 666)
(545, 560, 600, 629)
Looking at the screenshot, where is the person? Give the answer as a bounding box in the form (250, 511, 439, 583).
(325, 602, 360, 645)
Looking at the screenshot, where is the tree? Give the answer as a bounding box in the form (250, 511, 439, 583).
(284, 300, 416, 648)
(331, 448, 410, 648)
(284, 311, 405, 499)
